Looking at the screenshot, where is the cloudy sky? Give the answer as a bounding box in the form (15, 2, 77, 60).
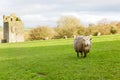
(0, 0, 120, 28)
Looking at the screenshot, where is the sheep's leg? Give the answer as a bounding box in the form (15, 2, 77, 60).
(77, 52, 79, 58)
(83, 52, 87, 58)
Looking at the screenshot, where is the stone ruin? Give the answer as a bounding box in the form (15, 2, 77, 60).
(3, 14, 24, 43)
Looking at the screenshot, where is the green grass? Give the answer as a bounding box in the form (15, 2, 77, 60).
(0, 34, 120, 80)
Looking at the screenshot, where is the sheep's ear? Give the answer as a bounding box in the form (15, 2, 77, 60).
(89, 35, 92, 40)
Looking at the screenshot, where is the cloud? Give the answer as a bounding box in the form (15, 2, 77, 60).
(61, 11, 120, 25)
(21, 14, 59, 27)
(0, 0, 120, 27)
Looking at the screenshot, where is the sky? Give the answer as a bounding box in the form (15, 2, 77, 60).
(0, 0, 120, 28)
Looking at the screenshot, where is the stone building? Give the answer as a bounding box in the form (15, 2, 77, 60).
(3, 14, 24, 43)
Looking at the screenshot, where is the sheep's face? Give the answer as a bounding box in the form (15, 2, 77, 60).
(83, 36, 92, 47)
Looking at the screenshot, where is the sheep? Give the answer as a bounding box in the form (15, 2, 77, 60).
(74, 36, 92, 58)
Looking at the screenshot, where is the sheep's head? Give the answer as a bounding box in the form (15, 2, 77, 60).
(82, 36, 92, 53)
(83, 36, 92, 47)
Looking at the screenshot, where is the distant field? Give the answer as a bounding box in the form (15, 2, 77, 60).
(0, 34, 120, 80)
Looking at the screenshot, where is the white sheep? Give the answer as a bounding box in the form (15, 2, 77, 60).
(74, 36, 92, 58)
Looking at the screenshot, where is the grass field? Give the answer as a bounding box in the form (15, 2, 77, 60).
(0, 34, 120, 80)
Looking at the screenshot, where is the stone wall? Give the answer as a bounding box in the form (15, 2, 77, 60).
(3, 14, 24, 43)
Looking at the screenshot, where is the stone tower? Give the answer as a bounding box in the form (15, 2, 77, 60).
(3, 14, 24, 43)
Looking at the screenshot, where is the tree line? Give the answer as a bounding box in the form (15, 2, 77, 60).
(26, 16, 120, 40)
